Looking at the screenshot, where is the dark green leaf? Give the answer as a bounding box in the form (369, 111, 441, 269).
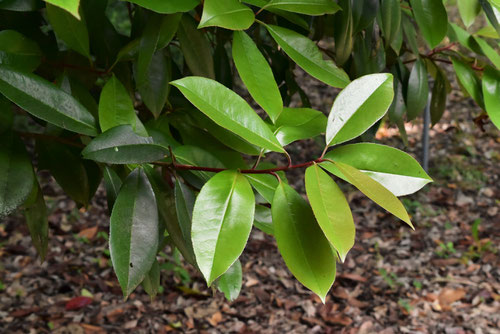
(174, 145, 225, 182)
(451, 57, 484, 108)
(264, 0, 341, 16)
(406, 58, 429, 121)
(174, 178, 196, 262)
(409, 0, 448, 48)
(23, 177, 49, 261)
(479, 0, 500, 37)
(199, 0, 254, 30)
(333, 0, 353, 66)
(0, 30, 41, 72)
(352, 0, 379, 33)
(99, 75, 136, 132)
(430, 68, 447, 125)
(483, 66, 500, 130)
(103, 166, 122, 214)
(0, 0, 40, 11)
(141, 258, 160, 299)
(379, 0, 401, 47)
(124, 0, 199, 14)
(217, 259, 242, 301)
(137, 51, 171, 118)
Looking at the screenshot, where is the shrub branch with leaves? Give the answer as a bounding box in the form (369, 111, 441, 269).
(0, 0, 498, 301)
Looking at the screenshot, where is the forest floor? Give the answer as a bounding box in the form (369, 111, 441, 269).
(1, 70, 499, 334)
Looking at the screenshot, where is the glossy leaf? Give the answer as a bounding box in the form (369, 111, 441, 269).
(45, 0, 81, 19)
(305, 164, 354, 262)
(430, 68, 447, 126)
(23, 178, 49, 261)
(473, 36, 500, 69)
(82, 125, 169, 164)
(451, 57, 484, 108)
(0, 131, 34, 217)
(0, 0, 40, 11)
(272, 182, 336, 302)
(199, 0, 254, 30)
(233, 31, 283, 123)
(191, 170, 255, 285)
(103, 166, 122, 213)
(124, 0, 199, 13)
(264, 0, 340, 16)
(409, 0, 448, 48)
(274, 107, 327, 146)
(479, 0, 500, 37)
(0, 65, 97, 136)
(246, 173, 279, 203)
(243, 0, 309, 29)
(254, 204, 274, 235)
(217, 260, 242, 301)
(406, 59, 429, 121)
(379, 0, 401, 47)
(326, 73, 394, 147)
(0, 30, 41, 72)
(99, 75, 136, 133)
(457, 0, 481, 27)
(264, 24, 350, 88)
(323, 143, 432, 196)
(171, 77, 285, 153)
(483, 66, 500, 130)
(174, 145, 225, 182)
(110, 168, 159, 298)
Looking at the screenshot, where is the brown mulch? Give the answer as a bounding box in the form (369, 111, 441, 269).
(1, 72, 499, 333)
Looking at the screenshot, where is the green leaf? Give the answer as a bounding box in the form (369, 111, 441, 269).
(457, 0, 481, 27)
(272, 182, 336, 302)
(199, 0, 254, 30)
(352, 0, 379, 33)
(264, 24, 350, 88)
(0, 131, 34, 217)
(82, 125, 168, 164)
(157, 13, 182, 50)
(0, 65, 97, 136)
(451, 57, 484, 108)
(479, 0, 500, 37)
(246, 173, 279, 203)
(254, 204, 273, 235)
(124, 0, 200, 14)
(23, 178, 49, 261)
(332, 161, 413, 228)
(305, 164, 354, 262)
(217, 259, 242, 301)
(110, 167, 159, 298)
(191, 170, 255, 285)
(483, 66, 500, 130)
(243, 0, 309, 29)
(406, 58, 429, 121)
(333, 0, 353, 66)
(103, 166, 122, 214)
(46, 3, 90, 58)
(171, 77, 285, 153)
(45, 0, 81, 19)
(233, 31, 283, 123)
(174, 178, 196, 262)
(274, 107, 327, 146)
(141, 258, 160, 299)
(137, 51, 171, 118)
(409, 0, 448, 49)
(264, 0, 340, 15)
(0, 95, 13, 134)
(326, 73, 394, 147)
(379, 0, 401, 47)
(473, 36, 500, 69)
(177, 15, 215, 79)
(174, 145, 225, 182)
(0, 30, 42, 72)
(430, 68, 447, 126)
(99, 75, 136, 133)
(323, 143, 432, 196)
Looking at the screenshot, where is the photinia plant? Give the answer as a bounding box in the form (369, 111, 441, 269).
(0, 0, 498, 302)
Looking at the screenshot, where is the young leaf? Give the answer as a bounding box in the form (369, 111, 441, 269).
(482, 66, 500, 130)
(217, 259, 242, 301)
(191, 170, 255, 285)
(232, 31, 283, 123)
(264, 24, 350, 88)
(82, 125, 168, 164)
(0, 131, 34, 217)
(264, 0, 341, 16)
(124, 0, 199, 14)
(0, 30, 41, 72)
(45, 0, 81, 19)
(272, 182, 336, 302)
(305, 164, 355, 262)
(110, 168, 159, 298)
(332, 161, 413, 228)
(23, 178, 49, 261)
(451, 58, 484, 108)
(326, 73, 394, 147)
(0, 65, 97, 136)
(409, 0, 448, 48)
(406, 58, 429, 121)
(323, 143, 432, 196)
(171, 77, 285, 153)
(199, 0, 255, 30)
(99, 75, 136, 133)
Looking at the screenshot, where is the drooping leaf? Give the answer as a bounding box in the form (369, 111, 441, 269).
(333, 0, 353, 66)
(141, 258, 160, 299)
(110, 168, 159, 298)
(264, 0, 341, 16)
(451, 57, 484, 108)
(326, 73, 394, 147)
(232, 31, 283, 123)
(199, 0, 255, 30)
(305, 164, 354, 262)
(45, 0, 81, 19)
(379, 0, 401, 47)
(409, 0, 448, 48)
(103, 166, 122, 214)
(323, 143, 432, 196)
(0, 30, 42, 72)
(430, 68, 447, 126)
(99, 74, 136, 133)
(406, 58, 429, 121)
(82, 125, 168, 164)
(274, 107, 327, 146)
(137, 51, 171, 118)
(264, 24, 350, 88)
(174, 178, 196, 262)
(352, 0, 379, 33)
(124, 0, 199, 14)
(0, 131, 34, 217)
(0, 65, 97, 136)
(191, 170, 255, 285)
(171, 77, 285, 153)
(483, 66, 500, 130)
(23, 177, 49, 261)
(217, 259, 242, 301)
(272, 182, 336, 302)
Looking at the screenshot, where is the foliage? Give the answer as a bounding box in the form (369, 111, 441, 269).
(0, 0, 498, 302)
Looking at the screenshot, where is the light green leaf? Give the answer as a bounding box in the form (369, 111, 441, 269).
(199, 0, 254, 30)
(480, 0, 500, 37)
(274, 107, 327, 146)
(264, 24, 350, 88)
(451, 57, 484, 108)
(233, 31, 283, 123)
(110, 168, 159, 298)
(23, 178, 49, 261)
(326, 73, 394, 147)
(192, 170, 255, 285)
(123, 0, 199, 13)
(82, 125, 168, 164)
(0, 131, 34, 217)
(0, 30, 42, 72)
(483, 66, 500, 130)
(457, 0, 481, 27)
(473, 36, 500, 69)
(272, 182, 336, 302)
(254, 204, 273, 235)
(323, 143, 432, 196)
(99, 75, 136, 133)
(171, 77, 285, 153)
(264, 0, 340, 15)
(217, 260, 242, 301)
(409, 0, 448, 48)
(45, 0, 80, 19)
(305, 164, 354, 262)
(406, 58, 429, 121)
(0, 65, 97, 136)
(246, 173, 279, 203)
